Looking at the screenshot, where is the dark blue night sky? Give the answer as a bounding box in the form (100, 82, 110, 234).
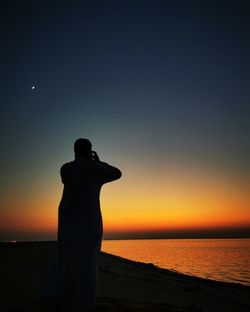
(1, 1, 249, 240)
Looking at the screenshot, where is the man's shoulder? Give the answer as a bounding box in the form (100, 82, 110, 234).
(60, 161, 74, 171)
(61, 159, 95, 171)
(61, 160, 110, 172)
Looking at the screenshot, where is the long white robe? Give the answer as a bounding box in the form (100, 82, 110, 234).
(39, 158, 121, 311)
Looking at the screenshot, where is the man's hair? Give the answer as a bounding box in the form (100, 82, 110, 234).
(74, 138, 92, 157)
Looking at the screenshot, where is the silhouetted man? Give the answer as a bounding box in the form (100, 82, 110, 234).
(39, 138, 122, 311)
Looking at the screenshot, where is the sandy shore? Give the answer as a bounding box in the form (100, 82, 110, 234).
(0, 241, 249, 312)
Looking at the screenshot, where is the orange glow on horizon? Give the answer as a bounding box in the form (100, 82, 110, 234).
(1, 163, 249, 239)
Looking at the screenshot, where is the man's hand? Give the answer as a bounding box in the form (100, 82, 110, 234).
(92, 151, 100, 162)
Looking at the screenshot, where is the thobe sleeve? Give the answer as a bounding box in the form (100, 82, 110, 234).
(94, 161, 122, 184)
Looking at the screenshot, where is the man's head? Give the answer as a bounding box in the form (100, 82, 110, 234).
(74, 138, 92, 160)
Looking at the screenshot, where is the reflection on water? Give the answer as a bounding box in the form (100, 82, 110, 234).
(102, 238, 250, 286)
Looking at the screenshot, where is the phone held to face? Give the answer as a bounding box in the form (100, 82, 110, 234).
(92, 151, 100, 162)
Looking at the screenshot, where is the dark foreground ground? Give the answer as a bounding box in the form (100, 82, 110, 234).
(0, 241, 249, 312)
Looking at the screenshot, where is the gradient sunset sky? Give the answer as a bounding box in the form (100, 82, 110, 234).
(1, 0, 249, 241)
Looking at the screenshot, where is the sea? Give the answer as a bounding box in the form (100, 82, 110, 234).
(101, 238, 250, 286)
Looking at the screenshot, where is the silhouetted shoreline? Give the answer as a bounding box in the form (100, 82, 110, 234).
(1, 241, 250, 311)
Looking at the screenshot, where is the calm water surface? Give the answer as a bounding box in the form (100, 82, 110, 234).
(102, 238, 250, 286)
